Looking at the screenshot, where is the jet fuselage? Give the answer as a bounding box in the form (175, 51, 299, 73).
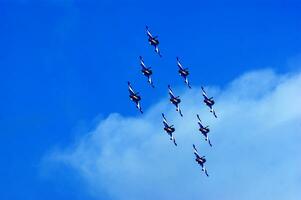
(199, 127, 209, 134)
(204, 99, 214, 106)
(130, 95, 141, 102)
(179, 70, 189, 76)
(149, 38, 159, 45)
(170, 98, 181, 104)
(142, 69, 152, 76)
(164, 126, 175, 133)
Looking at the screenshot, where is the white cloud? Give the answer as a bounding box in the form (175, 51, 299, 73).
(46, 68, 301, 200)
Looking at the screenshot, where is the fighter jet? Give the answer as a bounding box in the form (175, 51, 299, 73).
(162, 113, 177, 146)
(128, 81, 143, 114)
(146, 26, 162, 57)
(176, 57, 191, 88)
(193, 144, 209, 177)
(168, 85, 183, 117)
(197, 114, 212, 147)
(201, 86, 217, 118)
(139, 56, 154, 88)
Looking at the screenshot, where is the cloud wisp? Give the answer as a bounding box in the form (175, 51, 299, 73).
(46, 69, 301, 200)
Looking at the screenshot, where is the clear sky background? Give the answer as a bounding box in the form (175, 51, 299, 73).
(0, 0, 301, 199)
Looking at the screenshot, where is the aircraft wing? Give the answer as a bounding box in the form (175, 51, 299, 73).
(135, 101, 143, 114)
(196, 115, 204, 128)
(204, 169, 209, 177)
(162, 113, 169, 127)
(212, 109, 217, 118)
(201, 86, 209, 99)
(208, 139, 212, 147)
(148, 76, 154, 87)
(185, 77, 191, 88)
(139, 56, 147, 69)
(146, 26, 153, 38)
(176, 57, 184, 70)
(168, 85, 175, 98)
(128, 82, 135, 95)
(193, 144, 201, 158)
(198, 122, 204, 129)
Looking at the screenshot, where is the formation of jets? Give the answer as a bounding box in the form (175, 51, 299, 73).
(127, 26, 219, 177)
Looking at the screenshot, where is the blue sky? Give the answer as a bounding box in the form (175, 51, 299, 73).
(0, 0, 301, 199)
